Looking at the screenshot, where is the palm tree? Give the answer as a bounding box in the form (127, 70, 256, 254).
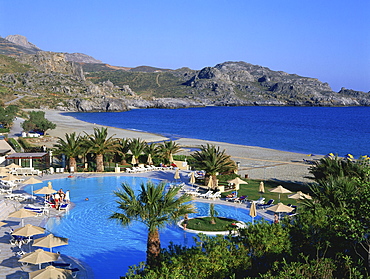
(53, 132, 82, 171)
(190, 144, 237, 188)
(84, 127, 120, 172)
(116, 138, 130, 164)
(129, 138, 147, 165)
(157, 140, 181, 164)
(110, 181, 195, 267)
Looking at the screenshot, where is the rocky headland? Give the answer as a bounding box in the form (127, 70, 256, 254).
(0, 34, 369, 112)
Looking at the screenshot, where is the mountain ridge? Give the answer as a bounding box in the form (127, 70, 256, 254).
(0, 34, 369, 112)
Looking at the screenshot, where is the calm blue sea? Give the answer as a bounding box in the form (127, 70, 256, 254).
(65, 106, 370, 158)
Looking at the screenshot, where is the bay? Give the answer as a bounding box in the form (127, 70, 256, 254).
(65, 106, 370, 157)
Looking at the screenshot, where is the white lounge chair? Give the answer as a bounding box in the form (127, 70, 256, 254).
(208, 192, 221, 200)
(199, 191, 213, 198)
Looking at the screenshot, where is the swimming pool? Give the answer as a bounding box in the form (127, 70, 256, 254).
(24, 176, 262, 278)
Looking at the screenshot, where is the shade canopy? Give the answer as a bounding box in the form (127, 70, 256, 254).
(29, 265, 73, 279)
(227, 177, 248, 185)
(33, 233, 69, 252)
(12, 224, 45, 237)
(269, 185, 292, 194)
(0, 221, 7, 227)
(1, 174, 18, 181)
(249, 201, 257, 218)
(9, 208, 38, 219)
(19, 249, 60, 269)
(267, 202, 294, 213)
(288, 191, 312, 200)
(147, 154, 153, 165)
(5, 163, 21, 169)
(189, 172, 196, 185)
(131, 156, 137, 165)
(174, 169, 180, 180)
(259, 181, 265, 193)
(23, 177, 43, 185)
(34, 187, 57, 195)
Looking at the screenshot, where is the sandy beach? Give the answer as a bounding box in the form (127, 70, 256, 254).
(42, 110, 312, 183)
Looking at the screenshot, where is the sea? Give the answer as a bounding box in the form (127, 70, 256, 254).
(65, 106, 370, 158)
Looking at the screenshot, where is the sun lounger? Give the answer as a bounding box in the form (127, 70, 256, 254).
(51, 262, 71, 267)
(58, 203, 69, 210)
(198, 190, 213, 198)
(260, 199, 274, 209)
(234, 195, 248, 203)
(207, 192, 221, 200)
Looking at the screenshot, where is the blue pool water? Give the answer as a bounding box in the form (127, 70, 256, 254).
(65, 106, 370, 157)
(24, 176, 260, 278)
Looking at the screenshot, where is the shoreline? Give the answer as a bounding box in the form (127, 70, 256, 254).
(44, 110, 312, 183)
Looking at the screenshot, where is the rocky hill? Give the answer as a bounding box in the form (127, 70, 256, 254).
(0, 35, 369, 112)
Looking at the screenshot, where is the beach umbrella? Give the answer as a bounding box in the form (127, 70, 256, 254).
(23, 177, 43, 199)
(269, 185, 292, 201)
(0, 167, 9, 176)
(207, 177, 214, 188)
(47, 181, 53, 189)
(24, 177, 43, 185)
(6, 163, 21, 169)
(169, 153, 174, 163)
(227, 177, 248, 190)
(29, 265, 73, 279)
(131, 156, 137, 165)
(8, 208, 38, 226)
(1, 174, 18, 181)
(33, 233, 69, 252)
(12, 224, 45, 250)
(18, 248, 60, 269)
(33, 187, 57, 195)
(12, 224, 45, 237)
(266, 202, 294, 221)
(259, 181, 265, 193)
(147, 154, 153, 165)
(288, 191, 312, 200)
(189, 172, 196, 186)
(249, 201, 257, 224)
(0, 221, 7, 227)
(174, 169, 180, 181)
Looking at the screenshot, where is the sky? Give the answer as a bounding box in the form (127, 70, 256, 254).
(0, 0, 369, 92)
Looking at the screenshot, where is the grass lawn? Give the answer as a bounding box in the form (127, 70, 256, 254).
(220, 179, 313, 206)
(186, 217, 238, 231)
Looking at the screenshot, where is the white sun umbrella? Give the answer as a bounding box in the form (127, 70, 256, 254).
(0, 221, 7, 227)
(8, 208, 38, 226)
(23, 177, 43, 199)
(266, 202, 294, 221)
(19, 249, 60, 269)
(269, 185, 292, 202)
(288, 191, 312, 200)
(189, 172, 196, 186)
(249, 201, 257, 224)
(33, 233, 69, 252)
(174, 169, 180, 181)
(29, 265, 73, 279)
(147, 154, 153, 165)
(259, 181, 265, 193)
(227, 177, 248, 190)
(131, 156, 137, 165)
(6, 163, 21, 169)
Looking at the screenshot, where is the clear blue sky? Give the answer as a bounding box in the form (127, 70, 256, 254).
(1, 0, 369, 92)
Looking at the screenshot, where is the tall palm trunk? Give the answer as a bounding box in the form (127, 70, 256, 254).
(69, 157, 77, 171)
(96, 154, 104, 172)
(147, 229, 161, 267)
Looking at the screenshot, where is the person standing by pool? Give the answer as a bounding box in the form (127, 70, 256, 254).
(183, 214, 189, 229)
